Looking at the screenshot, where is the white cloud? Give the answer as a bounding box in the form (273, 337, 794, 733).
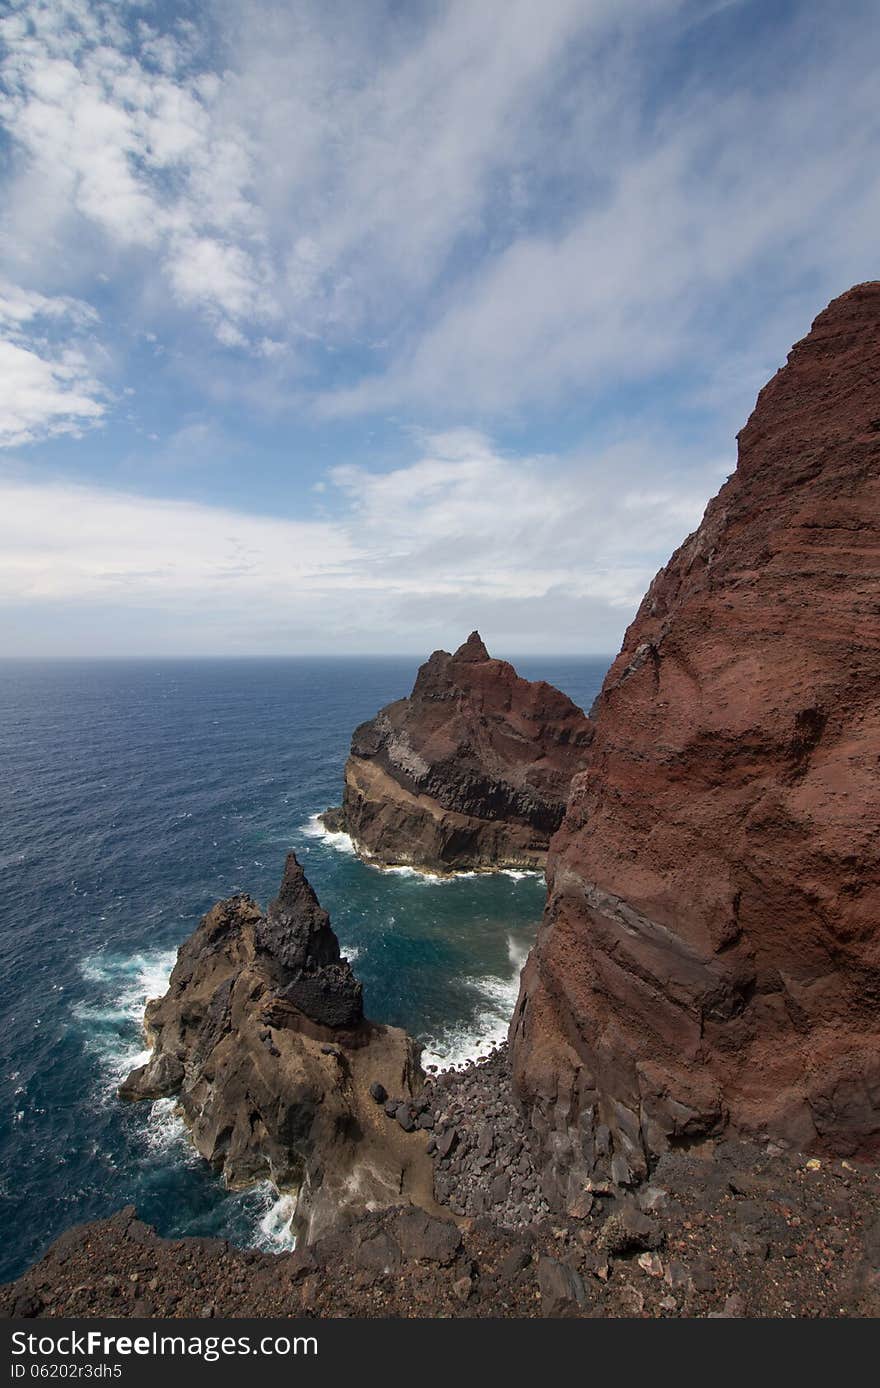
(0, 430, 716, 654)
(0, 341, 105, 447)
(0, 0, 674, 360)
(0, 0, 273, 349)
(0, 280, 106, 446)
(0, 282, 96, 329)
(333, 428, 711, 605)
(0, 0, 877, 661)
(0, 477, 354, 602)
(2, 0, 878, 425)
(165, 235, 271, 330)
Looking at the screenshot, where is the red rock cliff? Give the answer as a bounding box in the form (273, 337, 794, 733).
(325, 632, 593, 873)
(511, 282, 880, 1204)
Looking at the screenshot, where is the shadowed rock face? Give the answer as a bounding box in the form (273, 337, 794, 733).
(119, 853, 433, 1241)
(256, 853, 362, 1027)
(325, 632, 593, 873)
(511, 282, 880, 1205)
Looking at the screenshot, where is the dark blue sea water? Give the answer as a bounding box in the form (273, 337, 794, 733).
(0, 656, 608, 1282)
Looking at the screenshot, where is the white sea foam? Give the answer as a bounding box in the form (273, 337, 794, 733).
(300, 813, 356, 854)
(75, 947, 177, 1095)
(368, 862, 471, 885)
(367, 860, 544, 886)
(370, 862, 541, 885)
(143, 1096, 197, 1160)
(242, 1182, 297, 1252)
(420, 933, 529, 1071)
(301, 815, 459, 882)
(75, 946, 301, 1252)
(74, 948, 206, 1176)
(303, 812, 544, 886)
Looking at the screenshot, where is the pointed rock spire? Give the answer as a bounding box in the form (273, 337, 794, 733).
(256, 852, 363, 1026)
(259, 851, 341, 973)
(454, 630, 490, 662)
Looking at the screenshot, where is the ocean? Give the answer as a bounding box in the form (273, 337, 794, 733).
(0, 655, 608, 1282)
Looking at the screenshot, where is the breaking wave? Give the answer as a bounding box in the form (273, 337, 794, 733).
(240, 1183, 297, 1253)
(302, 813, 544, 887)
(300, 813, 356, 854)
(421, 934, 529, 1072)
(75, 948, 177, 1096)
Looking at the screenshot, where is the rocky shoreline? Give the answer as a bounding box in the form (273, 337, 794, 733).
(4, 1043, 879, 1318)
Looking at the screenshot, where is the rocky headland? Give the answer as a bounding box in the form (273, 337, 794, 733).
(511, 280, 880, 1201)
(321, 630, 593, 873)
(118, 852, 435, 1243)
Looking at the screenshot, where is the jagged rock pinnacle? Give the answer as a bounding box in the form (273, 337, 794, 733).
(453, 630, 491, 662)
(118, 858, 423, 1236)
(261, 850, 340, 973)
(252, 852, 363, 1027)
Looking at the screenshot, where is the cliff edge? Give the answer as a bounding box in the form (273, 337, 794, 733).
(511, 281, 880, 1208)
(323, 631, 593, 873)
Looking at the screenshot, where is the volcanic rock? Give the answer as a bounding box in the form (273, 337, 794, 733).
(537, 1256, 587, 1316)
(392, 1208, 462, 1264)
(511, 282, 880, 1193)
(323, 631, 593, 873)
(119, 852, 435, 1241)
(7, 1049, 880, 1317)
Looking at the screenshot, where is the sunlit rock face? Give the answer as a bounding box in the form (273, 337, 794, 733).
(324, 631, 593, 874)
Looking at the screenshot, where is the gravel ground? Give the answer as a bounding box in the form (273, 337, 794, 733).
(4, 1044, 880, 1319)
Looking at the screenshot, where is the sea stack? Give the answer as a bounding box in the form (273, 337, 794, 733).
(120, 853, 433, 1241)
(323, 631, 593, 873)
(511, 282, 880, 1206)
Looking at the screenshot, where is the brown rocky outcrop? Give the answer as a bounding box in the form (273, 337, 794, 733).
(511, 282, 880, 1204)
(120, 853, 435, 1242)
(323, 631, 593, 873)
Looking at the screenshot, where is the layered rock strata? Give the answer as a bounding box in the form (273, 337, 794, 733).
(323, 630, 593, 873)
(511, 282, 880, 1204)
(120, 853, 434, 1241)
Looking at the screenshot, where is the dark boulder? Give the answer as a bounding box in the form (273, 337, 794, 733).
(537, 1257, 587, 1316)
(281, 964, 362, 1029)
(392, 1209, 462, 1265)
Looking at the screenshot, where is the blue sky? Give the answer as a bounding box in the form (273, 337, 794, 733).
(1, 0, 878, 656)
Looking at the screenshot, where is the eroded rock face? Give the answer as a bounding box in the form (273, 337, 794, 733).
(120, 853, 433, 1241)
(511, 282, 880, 1204)
(325, 631, 593, 873)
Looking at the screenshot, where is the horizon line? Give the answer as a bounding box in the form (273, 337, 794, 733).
(0, 651, 616, 663)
